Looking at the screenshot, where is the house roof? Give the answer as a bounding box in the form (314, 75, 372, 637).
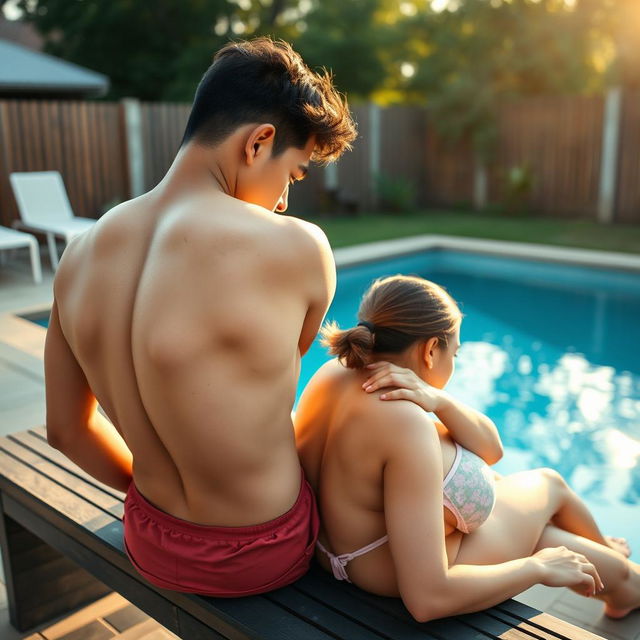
(0, 15, 42, 50)
(0, 38, 109, 97)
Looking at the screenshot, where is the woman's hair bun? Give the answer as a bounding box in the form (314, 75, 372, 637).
(320, 321, 374, 369)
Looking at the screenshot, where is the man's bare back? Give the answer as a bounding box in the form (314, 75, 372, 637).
(51, 184, 332, 525)
(44, 37, 355, 595)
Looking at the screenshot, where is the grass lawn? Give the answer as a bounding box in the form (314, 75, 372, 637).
(309, 210, 640, 255)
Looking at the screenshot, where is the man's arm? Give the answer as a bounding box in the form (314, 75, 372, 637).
(295, 221, 336, 356)
(45, 299, 133, 492)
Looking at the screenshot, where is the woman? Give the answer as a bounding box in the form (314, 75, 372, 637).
(294, 274, 640, 622)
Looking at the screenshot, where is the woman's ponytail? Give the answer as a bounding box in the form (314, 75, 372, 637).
(320, 275, 461, 369)
(320, 321, 374, 369)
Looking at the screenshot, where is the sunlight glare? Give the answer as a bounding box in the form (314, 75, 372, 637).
(605, 430, 640, 470)
(400, 2, 418, 16)
(231, 19, 246, 34)
(430, 0, 449, 13)
(2, 0, 22, 20)
(401, 62, 416, 78)
(214, 17, 229, 36)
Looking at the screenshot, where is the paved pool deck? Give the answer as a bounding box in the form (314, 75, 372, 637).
(1, 238, 639, 639)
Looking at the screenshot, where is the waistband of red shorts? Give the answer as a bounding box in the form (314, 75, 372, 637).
(125, 468, 313, 540)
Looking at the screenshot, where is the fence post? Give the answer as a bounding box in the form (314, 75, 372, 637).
(598, 87, 622, 224)
(122, 98, 145, 198)
(324, 163, 338, 193)
(369, 103, 381, 210)
(0, 101, 11, 227)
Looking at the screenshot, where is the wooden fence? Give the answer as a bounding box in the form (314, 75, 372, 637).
(0, 93, 638, 228)
(492, 95, 604, 218)
(0, 100, 128, 227)
(618, 90, 640, 223)
(140, 102, 191, 192)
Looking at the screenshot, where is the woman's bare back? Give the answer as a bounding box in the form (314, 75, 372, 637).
(295, 359, 463, 594)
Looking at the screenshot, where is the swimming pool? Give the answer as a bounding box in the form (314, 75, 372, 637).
(299, 249, 640, 561)
(23, 245, 639, 560)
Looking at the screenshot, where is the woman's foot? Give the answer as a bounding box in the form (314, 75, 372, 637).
(605, 536, 631, 558)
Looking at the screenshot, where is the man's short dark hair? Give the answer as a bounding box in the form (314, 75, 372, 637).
(181, 37, 357, 164)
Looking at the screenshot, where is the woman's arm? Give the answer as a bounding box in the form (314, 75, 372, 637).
(431, 390, 503, 464)
(363, 362, 503, 464)
(379, 402, 600, 622)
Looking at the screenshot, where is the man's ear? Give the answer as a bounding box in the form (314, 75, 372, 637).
(243, 124, 276, 166)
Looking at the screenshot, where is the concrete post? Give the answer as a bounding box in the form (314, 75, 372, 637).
(598, 87, 623, 224)
(369, 103, 381, 210)
(122, 98, 145, 198)
(324, 162, 339, 192)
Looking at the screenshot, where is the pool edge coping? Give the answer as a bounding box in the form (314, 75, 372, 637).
(334, 235, 640, 271)
(3, 234, 640, 360)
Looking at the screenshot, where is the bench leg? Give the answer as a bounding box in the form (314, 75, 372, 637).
(0, 507, 111, 632)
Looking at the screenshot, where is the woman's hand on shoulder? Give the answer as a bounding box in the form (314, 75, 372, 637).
(362, 361, 443, 413)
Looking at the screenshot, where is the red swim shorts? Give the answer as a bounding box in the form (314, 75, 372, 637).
(123, 471, 319, 597)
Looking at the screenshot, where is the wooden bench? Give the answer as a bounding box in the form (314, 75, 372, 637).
(0, 427, 605, 639)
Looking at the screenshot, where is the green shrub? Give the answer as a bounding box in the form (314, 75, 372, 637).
(502, 165, 534, 216)
(374, 173, 417, 213)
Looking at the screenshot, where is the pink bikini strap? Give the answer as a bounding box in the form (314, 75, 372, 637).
(316, 535, 389, 582)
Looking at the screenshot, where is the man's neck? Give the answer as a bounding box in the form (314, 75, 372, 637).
(156, 143, 237, 199)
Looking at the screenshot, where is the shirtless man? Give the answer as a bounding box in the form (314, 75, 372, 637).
(44, 38, 356, 597)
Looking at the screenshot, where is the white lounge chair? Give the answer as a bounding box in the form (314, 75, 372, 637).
(10, 171, 96, 270)
(0, 225, 42, 284)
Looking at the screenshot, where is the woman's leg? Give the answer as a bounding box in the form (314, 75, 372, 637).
(491, 468, 631, 557)
(456, 469, 602, 564)
(453, 468, 640, 616)
(539, 469, 630, 556)
(536, 525, 640, 617)
(464, 467, 626, 560)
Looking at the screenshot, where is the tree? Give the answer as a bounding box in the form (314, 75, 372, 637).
(16, 0, 302, 100)
(394, 0, 602, 157)
(18, 0, 635, 113)
(574, 0, 640, 89)
(292, 0, 391, 100)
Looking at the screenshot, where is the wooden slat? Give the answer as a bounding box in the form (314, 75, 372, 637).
(267, 585, 397, 640)
(11, 430, 125, 502)
(295, 569, 446, 639)
(456, 610, 551, 640)
(484, 609, 581, 640)
(308, 568, 490, 640)
(494, 600, 606, 640)
(0, 449, 113, 529)
(1, 435, 123, 518)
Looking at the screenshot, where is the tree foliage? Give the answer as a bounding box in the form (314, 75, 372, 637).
(397, 0, 603, 155)
(16, 0, 306, 100)
(15, 0, 638, 151)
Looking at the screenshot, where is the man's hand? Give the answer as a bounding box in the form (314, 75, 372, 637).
(362, 361, 444, 413)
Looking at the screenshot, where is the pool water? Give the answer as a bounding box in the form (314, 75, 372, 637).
(298, 249, 640, 561)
